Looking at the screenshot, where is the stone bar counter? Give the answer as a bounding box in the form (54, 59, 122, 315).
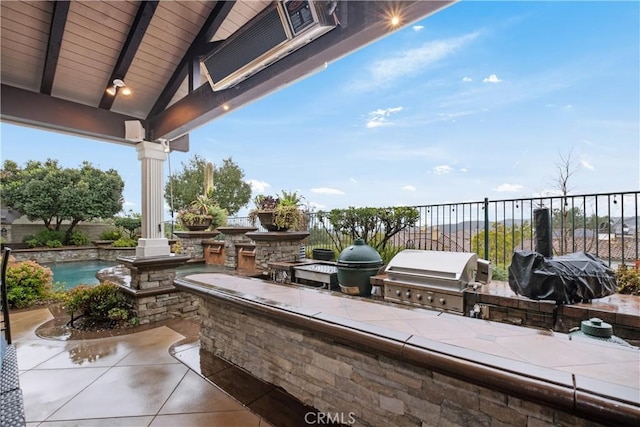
(175, 274, 639, 427)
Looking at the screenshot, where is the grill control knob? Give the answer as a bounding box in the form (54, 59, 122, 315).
(416, 294, 422, 301)
(395, 290, 401, 297)
(439, 298, 446, 305)
(427, 296, 433, 303)
(406, 290, 411, 298)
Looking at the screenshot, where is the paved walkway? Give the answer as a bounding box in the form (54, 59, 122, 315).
(12, 308, 274, 427)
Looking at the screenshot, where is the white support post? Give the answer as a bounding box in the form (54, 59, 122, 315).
(135, 141, 170, 258)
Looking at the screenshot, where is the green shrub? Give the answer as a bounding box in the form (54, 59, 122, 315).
(23, 229, 65, 248)
(616, 264, 640, 295)
(112, 237, 137, 247)
(24, 238, 39, 248)
(64, 282, 135, 327)
(46, 239, 63, 248)
(5, 260, 54, 308)
(69, 231, 91, 246)
(492, 264, 509, 281)
(99, 229, 121, 240)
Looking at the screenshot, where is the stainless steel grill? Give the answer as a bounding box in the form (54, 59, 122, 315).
(383, 250, 484, 314)
(294, 264, 338, 289)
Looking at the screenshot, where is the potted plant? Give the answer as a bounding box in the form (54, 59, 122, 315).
(248, 190, 305, 232)
(178, 195, 227, 231)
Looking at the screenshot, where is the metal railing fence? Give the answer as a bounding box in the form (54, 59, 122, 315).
(227, 191, 639, 267)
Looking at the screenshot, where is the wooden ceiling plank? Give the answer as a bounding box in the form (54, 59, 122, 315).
(40, 0, 70, 95)
(0, 18, 50, 42)
(147, 0, 235, 119)
(1, 2, 51, 27)
(99, 1, 160, 110)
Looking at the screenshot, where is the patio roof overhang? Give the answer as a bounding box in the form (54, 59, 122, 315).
(1, 1, 455, 152)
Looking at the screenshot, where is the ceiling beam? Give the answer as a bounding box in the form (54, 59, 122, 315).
(40, 1, 70, 95)
(147, 0, 235, 118)
(148, 1, 454, 141)
(2, 84, 142, 146)
(98, 0, 159, 110)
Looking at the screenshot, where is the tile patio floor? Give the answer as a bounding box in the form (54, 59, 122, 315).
(12, 308, 279, 427)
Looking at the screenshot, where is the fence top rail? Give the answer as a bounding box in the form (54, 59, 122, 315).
(228, 191, 639, 222)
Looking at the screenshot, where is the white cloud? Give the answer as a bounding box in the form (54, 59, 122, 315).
(462, 76, 472, 82)
(350, 32, 479, 92)
(123, 200, 135, 206)
(310, 187, 345, 195)
(493, 183, 523, 192)
(581, 159, 595, 170)
(247, 179, 270, 193)
(459, 168, 468, 172)
(403, 185, 416, 191)
(483, 74, 502, 83)
(413, 25, 424, 31)
(366, 107, 403, 128)
(433, 165, 453, 175)
(533, 189, 564, 198)
(349, 178, 358, 184)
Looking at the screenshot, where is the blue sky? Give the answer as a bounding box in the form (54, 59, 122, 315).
(2, 1, 639, 218)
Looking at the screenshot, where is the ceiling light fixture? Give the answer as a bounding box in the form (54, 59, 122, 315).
(106, 78, 131, 96)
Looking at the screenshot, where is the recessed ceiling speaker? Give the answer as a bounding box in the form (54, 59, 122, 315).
(124, 120, 145, 142)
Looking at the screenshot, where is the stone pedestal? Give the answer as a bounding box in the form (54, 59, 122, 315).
(116, 255, 197, 325)
(216, 226, 257, 270)
(245, 231, 309, 277)
(174, 231, 220, 262)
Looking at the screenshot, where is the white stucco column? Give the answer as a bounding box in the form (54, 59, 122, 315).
(135, 141, 170, 258)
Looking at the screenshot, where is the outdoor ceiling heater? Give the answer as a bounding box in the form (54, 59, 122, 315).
(383, 250, 490, 314)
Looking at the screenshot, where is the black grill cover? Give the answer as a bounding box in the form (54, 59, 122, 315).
(508, 250, 618, 304)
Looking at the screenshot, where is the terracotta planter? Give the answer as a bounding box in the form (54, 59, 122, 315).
(257, 211, 289, 232)
(182, 217, 212, 231)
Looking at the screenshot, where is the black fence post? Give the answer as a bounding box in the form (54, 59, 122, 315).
(1, 247, 12, 345)
(483, 197, 490, 261)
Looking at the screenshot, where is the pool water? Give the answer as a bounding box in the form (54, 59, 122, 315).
(46, 260, 117, 290)
(46, 260, 223, 290)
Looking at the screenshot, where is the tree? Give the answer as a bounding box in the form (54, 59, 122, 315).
(165, 155, 251, 216)
(1, 159, 124, 243)
(213, 158, 252, 216)
(552, 148, 582, 254)
(316, 206, 420, 253)
(471, 222, 532, 266)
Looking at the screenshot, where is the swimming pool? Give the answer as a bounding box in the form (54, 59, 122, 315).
(45, 260, 223, 290)
(46, 260, 118, 290)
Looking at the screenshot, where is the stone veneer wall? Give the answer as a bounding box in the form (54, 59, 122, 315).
(9, 247, 136, 263)
(199, 297, 616, 427)
(127, 292, 200, 325)
(254, 240, 303, 274)
(224, 234, 252, 269)
(118, 258, 199, 325)
(177, 236, 206, 261)
(471, 293, 640, 343)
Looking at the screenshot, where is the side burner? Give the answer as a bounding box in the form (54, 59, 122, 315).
(294, 263, 338, 289)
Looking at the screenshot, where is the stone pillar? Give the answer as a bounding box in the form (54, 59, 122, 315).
(173, 231, 221, 262)
(135, 141, 169, 258)
(116, 255, 195, 325)
(245, 231, 310, 276)
(216, 226, 257, 270)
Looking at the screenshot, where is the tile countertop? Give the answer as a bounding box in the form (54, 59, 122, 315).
(180, 273, 640, 411)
